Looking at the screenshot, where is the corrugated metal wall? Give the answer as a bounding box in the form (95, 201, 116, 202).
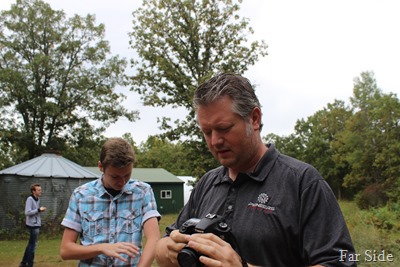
(0, 175, 97, 230)
(0, 174, 185, 229)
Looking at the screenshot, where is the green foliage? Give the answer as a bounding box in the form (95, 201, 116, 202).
(0, 0, 138, 162)
(270, 100, 354, 198)
(340, 201, 400, 267)
(337, 72, 400, 204)
(0, 130, 19, 169)
(367, 205, 400, 231)
(0, 193, 30, 240)
(2, 203, 399, 266)
(62, 131, 107, 167)
(130, 0, 268, 109)
(264, 132, 301, 159)
(41, 213, 66, 239)
(0, 213, 180, 266)
(269, 71, 400, 204)
(135, 136, 184, 174)
(129, 0, 267, 178)
(355, 183, 388, 209)
(182, 139, 219, 180)
(135, 136, 195, 176)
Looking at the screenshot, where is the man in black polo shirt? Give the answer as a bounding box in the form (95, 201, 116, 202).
(155, 73, 357, 267)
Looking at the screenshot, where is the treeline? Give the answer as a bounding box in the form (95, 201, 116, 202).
(0, 0, 266, 173)
(133, 71, 400, 215)
(266, 71, 400, 212)
(1, 1, 398, 216)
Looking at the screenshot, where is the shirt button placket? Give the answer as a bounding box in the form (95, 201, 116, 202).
(110, 200, 116, 243)
(224, 186, 237, 219)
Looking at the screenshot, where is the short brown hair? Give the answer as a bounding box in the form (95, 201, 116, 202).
(100, 137, 135, 170)
(30, 183, 41, 193)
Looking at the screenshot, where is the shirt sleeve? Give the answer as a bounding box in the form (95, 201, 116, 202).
(25, 196, 38, 216)
(142, 186, 161, 224)
(300, 174, 356, 266)
(61, 191, 83, 232)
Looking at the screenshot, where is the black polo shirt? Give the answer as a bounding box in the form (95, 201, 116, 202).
(166, 144, 357, 267)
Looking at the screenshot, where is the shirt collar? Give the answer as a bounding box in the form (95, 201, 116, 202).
(213, 143, 279, 184)
(246, 143, 279, 182)
(97, 176, 135, 198)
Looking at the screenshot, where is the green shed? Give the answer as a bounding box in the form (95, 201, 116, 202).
(85, 167, 184, 214)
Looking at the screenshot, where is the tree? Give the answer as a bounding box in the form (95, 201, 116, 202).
(135, 136, 194, 176)
(263, 132, 301, 159)
(62, 128, 107, 167)
(334, 71, 400, 206)
(293, 100, 353, 198)
(129, 0, 267, 178)
(0, 0, 138, 161)
(265, 100, 354, 198)
(264, 71, 400, 205)
(0, 131, 17, 169)
(338, 71, 385, 189)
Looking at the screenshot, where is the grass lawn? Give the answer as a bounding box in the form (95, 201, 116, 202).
(0, 204, 399, 266)
(0, 239, 77, 267)
(0, 214, 176, 267)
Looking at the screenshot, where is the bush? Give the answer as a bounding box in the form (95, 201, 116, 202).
(366, 204, 400, 231)
(41, 212, 66, 239)
(355, 183, 388, 209)
(0, 210, 65, 240)
(339, 200, 400, 267)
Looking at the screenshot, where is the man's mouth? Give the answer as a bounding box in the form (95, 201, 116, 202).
(216, 149, 230, 157)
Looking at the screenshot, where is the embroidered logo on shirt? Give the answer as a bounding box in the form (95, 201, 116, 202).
(247, 193, 276, 213)
(258, 193, 270, 204)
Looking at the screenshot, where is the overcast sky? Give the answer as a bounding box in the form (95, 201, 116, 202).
(1, 0, 400, 143)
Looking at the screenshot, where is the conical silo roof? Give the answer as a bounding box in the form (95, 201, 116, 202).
(0, 153, 98, 179)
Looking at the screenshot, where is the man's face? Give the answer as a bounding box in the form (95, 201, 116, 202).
(100, 163, 133, 191)
(33, 186, 42, 197)
(197, 96, 260, 173)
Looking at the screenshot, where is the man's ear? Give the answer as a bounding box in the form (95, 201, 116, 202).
(251, 107, 262, 131)
(98, 161, 103, 172)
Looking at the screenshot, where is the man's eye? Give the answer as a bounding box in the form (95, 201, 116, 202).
(202, 130, 211, 136)
(218, 126, 231, 132)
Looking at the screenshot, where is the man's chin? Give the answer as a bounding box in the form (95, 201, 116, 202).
(113, 185, 125, 191)
(218, 158, 234, 168)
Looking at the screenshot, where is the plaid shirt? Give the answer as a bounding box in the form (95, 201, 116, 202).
(61, 177, 160, 267)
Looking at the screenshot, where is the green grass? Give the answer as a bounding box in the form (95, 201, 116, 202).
(0, 214, 178, 267)
(0, 239, 78, 267)
(0, 205, 399, 266)
(339, 200, 400, 266)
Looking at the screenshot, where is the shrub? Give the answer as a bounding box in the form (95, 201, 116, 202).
(367, 205, 400, 231)
(355, 183, 388, 209)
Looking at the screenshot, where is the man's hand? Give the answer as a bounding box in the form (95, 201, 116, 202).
(166, 230, 189, 265)
(100, 242, 140, 262)
(185, 233, 244, 267)
(61, 227, 140, 262)
(155, 230, 189, 267)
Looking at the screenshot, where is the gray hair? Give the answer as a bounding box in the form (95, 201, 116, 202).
(193, 73, 263, 131)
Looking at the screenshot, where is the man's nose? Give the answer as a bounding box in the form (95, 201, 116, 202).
(211, 131, 223, 146)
